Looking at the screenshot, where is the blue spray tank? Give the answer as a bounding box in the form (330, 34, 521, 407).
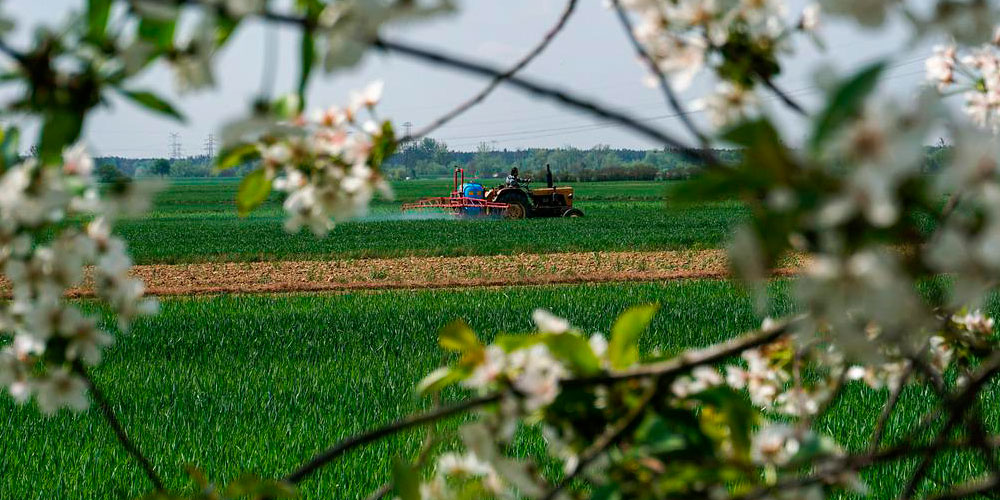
(461, 182, 485, 215)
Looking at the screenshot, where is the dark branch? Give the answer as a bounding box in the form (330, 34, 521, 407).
(373, 37, 706, 160)
(283, 392, 502, 484)
(926, 474, 1000, 500)
(900, 352, 1000, 499)
(759, 75, 807, 116)
(75, 362, 165, 491)
(734, 437, 1000, 500)
(363, 400, 443, 500)
(610, 0, 712, 153)
(147, 0, 709, 162)
(869, 364, 912, 452)
(403, 0, 579, 142)
(566, 315, 804, 387)
(0, 39, 26, 64)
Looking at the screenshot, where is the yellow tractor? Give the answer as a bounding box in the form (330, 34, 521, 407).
(485, 165, 583, 219)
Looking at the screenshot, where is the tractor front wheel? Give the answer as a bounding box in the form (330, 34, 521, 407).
(504, 202, 528, 220)
(562, 208, 584, 218)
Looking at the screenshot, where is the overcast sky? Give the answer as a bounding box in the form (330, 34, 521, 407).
(3, 0, 940, 157)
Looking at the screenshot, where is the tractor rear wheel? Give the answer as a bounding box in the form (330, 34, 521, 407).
(562, 208, 584, 218)
(504, 202, 527, 219)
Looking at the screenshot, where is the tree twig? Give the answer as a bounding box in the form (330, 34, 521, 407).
(609, 0, 712, 153)
(925, 474, 1000, 500)
(364, 398, 445, 500)
(402, 0, 579, 143)
(899, 352, 1000, 499)
(759, 75, 808, 116)
(373, 37, 705, 160)
(734, 437, 1000, 500)
(566, 315, 804, 387)
(543, 383, 658, 500)
(149, 0, 710, 163)
(283, 392, 501, 484)
(75, 362, 165, 491)
(869, 364, 913, 452)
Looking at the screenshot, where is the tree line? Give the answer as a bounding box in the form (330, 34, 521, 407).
(93, 139, 954, 183)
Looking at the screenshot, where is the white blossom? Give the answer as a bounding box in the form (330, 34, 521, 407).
(62, 143, 94, 177)
(926, 45, 957, 91)
(34, 368, 89, 415)
(464, 346, 507, 389)
(436, 452, 494, 478)
(800, 3, 821, 32)
(532, 308, 570, 334)
(58, 307, 113, 366)
(508, 344, 566, 411)
(751, 424, 800, 466)
(241, 82, 393, 237)
(671, 365, 724, 397)
(953, 309, 995, 336)
(699, 82, 760, 128)
(0, 347, 30, 403)
(589, 333, 608, 358)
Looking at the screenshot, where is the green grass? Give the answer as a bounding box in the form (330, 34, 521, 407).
(113, 178, 746, 264)
(3, 280, 995, 499)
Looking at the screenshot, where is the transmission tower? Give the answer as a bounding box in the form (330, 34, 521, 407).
(169, 133, 182, 159)
(403, 121, 413, 139)
(204, 134, 216, 158)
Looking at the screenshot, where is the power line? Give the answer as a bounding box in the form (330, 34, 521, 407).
(446, 66, 930, 149)
(169, 133, 182, 159)
(419, 56, 930, 135)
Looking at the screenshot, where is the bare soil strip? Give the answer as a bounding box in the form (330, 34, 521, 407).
(2, 250, 799, 297)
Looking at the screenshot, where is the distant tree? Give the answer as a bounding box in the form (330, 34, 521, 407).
(152, 158, 171, 177)
(96, 163, 123, 183)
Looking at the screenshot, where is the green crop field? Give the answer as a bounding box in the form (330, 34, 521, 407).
(112, 178, 746, 264)
(3, 281, 992, 499)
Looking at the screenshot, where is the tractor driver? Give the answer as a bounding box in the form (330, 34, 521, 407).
(506, 167, 524, 188)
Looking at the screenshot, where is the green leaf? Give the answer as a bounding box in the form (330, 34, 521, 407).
(809, 61, 886, 153)
(183, 464, 210, 490)
(117, 88, 185, 122)
(721, 119, 793, 182)
(138, 17, 176, 50)
(215, 16, 240, 46)
(543, 333, 600, 375)
(634, 412, 690, 455)
(494, 334, 543, 352)
(272, 94, 302, 119)
(438, 319, 480, 352)
(216, 143, 260, 172)
(298, 29, 315, 104)
(0, 127, 19, 171)
(608, 304, 659, 370)
(369, 121, 397, 170)
(38, 111, 83, 165)
(393, 458, 421, 500)
(236, 168, 272, 217)
(416, 366, 465, 396)
(223, 474, 298, 498)
(590, 484, 623, 500)
(87, 0, 112, 40)
(691, 387, 759, 459)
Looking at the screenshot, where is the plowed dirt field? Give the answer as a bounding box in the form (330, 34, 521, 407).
(4, 250, 799, 297)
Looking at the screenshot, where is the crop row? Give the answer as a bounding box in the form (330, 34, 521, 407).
(2, 280, 987, 499)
